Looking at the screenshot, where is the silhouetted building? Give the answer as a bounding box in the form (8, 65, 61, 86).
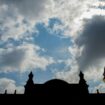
(24, 71, 89, 96)
(1, 71, 105, 105)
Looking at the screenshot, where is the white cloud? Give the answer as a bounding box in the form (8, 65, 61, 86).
(52, 57, 78, 82)
(0, 0, 51, 20)
(0, 0, 52, 42)
(55, 70, 79, 83)
(84, 67, 103, 82)
(48, 0, 97, 38)
(0, 0, 99, 42)
(0, 43, 54, 73)
(0, 0, 105, 41)
(0, 78, 24, 94)
(0, 8, 36, 41)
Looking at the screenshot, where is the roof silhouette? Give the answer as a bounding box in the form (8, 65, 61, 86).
(24, 71, 89, 97)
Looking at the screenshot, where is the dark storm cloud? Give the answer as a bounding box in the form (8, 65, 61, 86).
(99, 0, 105, 1)
(0, 48, 25, 68)
(76, 15, 105, 70)
(98, 5, 105, 9)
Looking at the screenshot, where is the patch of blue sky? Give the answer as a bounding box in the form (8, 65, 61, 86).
(32, 69, 54, 84)
(48, 18, 62, 29)
(33, 18, 72, 60)
(0, 71, 26, 86)
(88, 80, 100, 87)
(87, 80, 103, 93)
(47, 18, 69, 38)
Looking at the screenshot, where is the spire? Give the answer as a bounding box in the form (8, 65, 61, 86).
(79, 71, 84, 79)
(97, 89, 99, 94)
(29, 71, 33, 79)
(24, 71, 34, 94)
(14, 90, 16, 94)
(4, 90, 7, 94)
(27, 71, 34, 84)
(103, 67, 105, 82)
(79, 71, 89, 94)
(79, 71, 86, 85)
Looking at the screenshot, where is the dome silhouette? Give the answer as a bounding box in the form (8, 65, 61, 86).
(44, 79, 69, 86)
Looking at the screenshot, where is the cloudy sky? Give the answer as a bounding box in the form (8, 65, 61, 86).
(0, 0, 105, 94)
